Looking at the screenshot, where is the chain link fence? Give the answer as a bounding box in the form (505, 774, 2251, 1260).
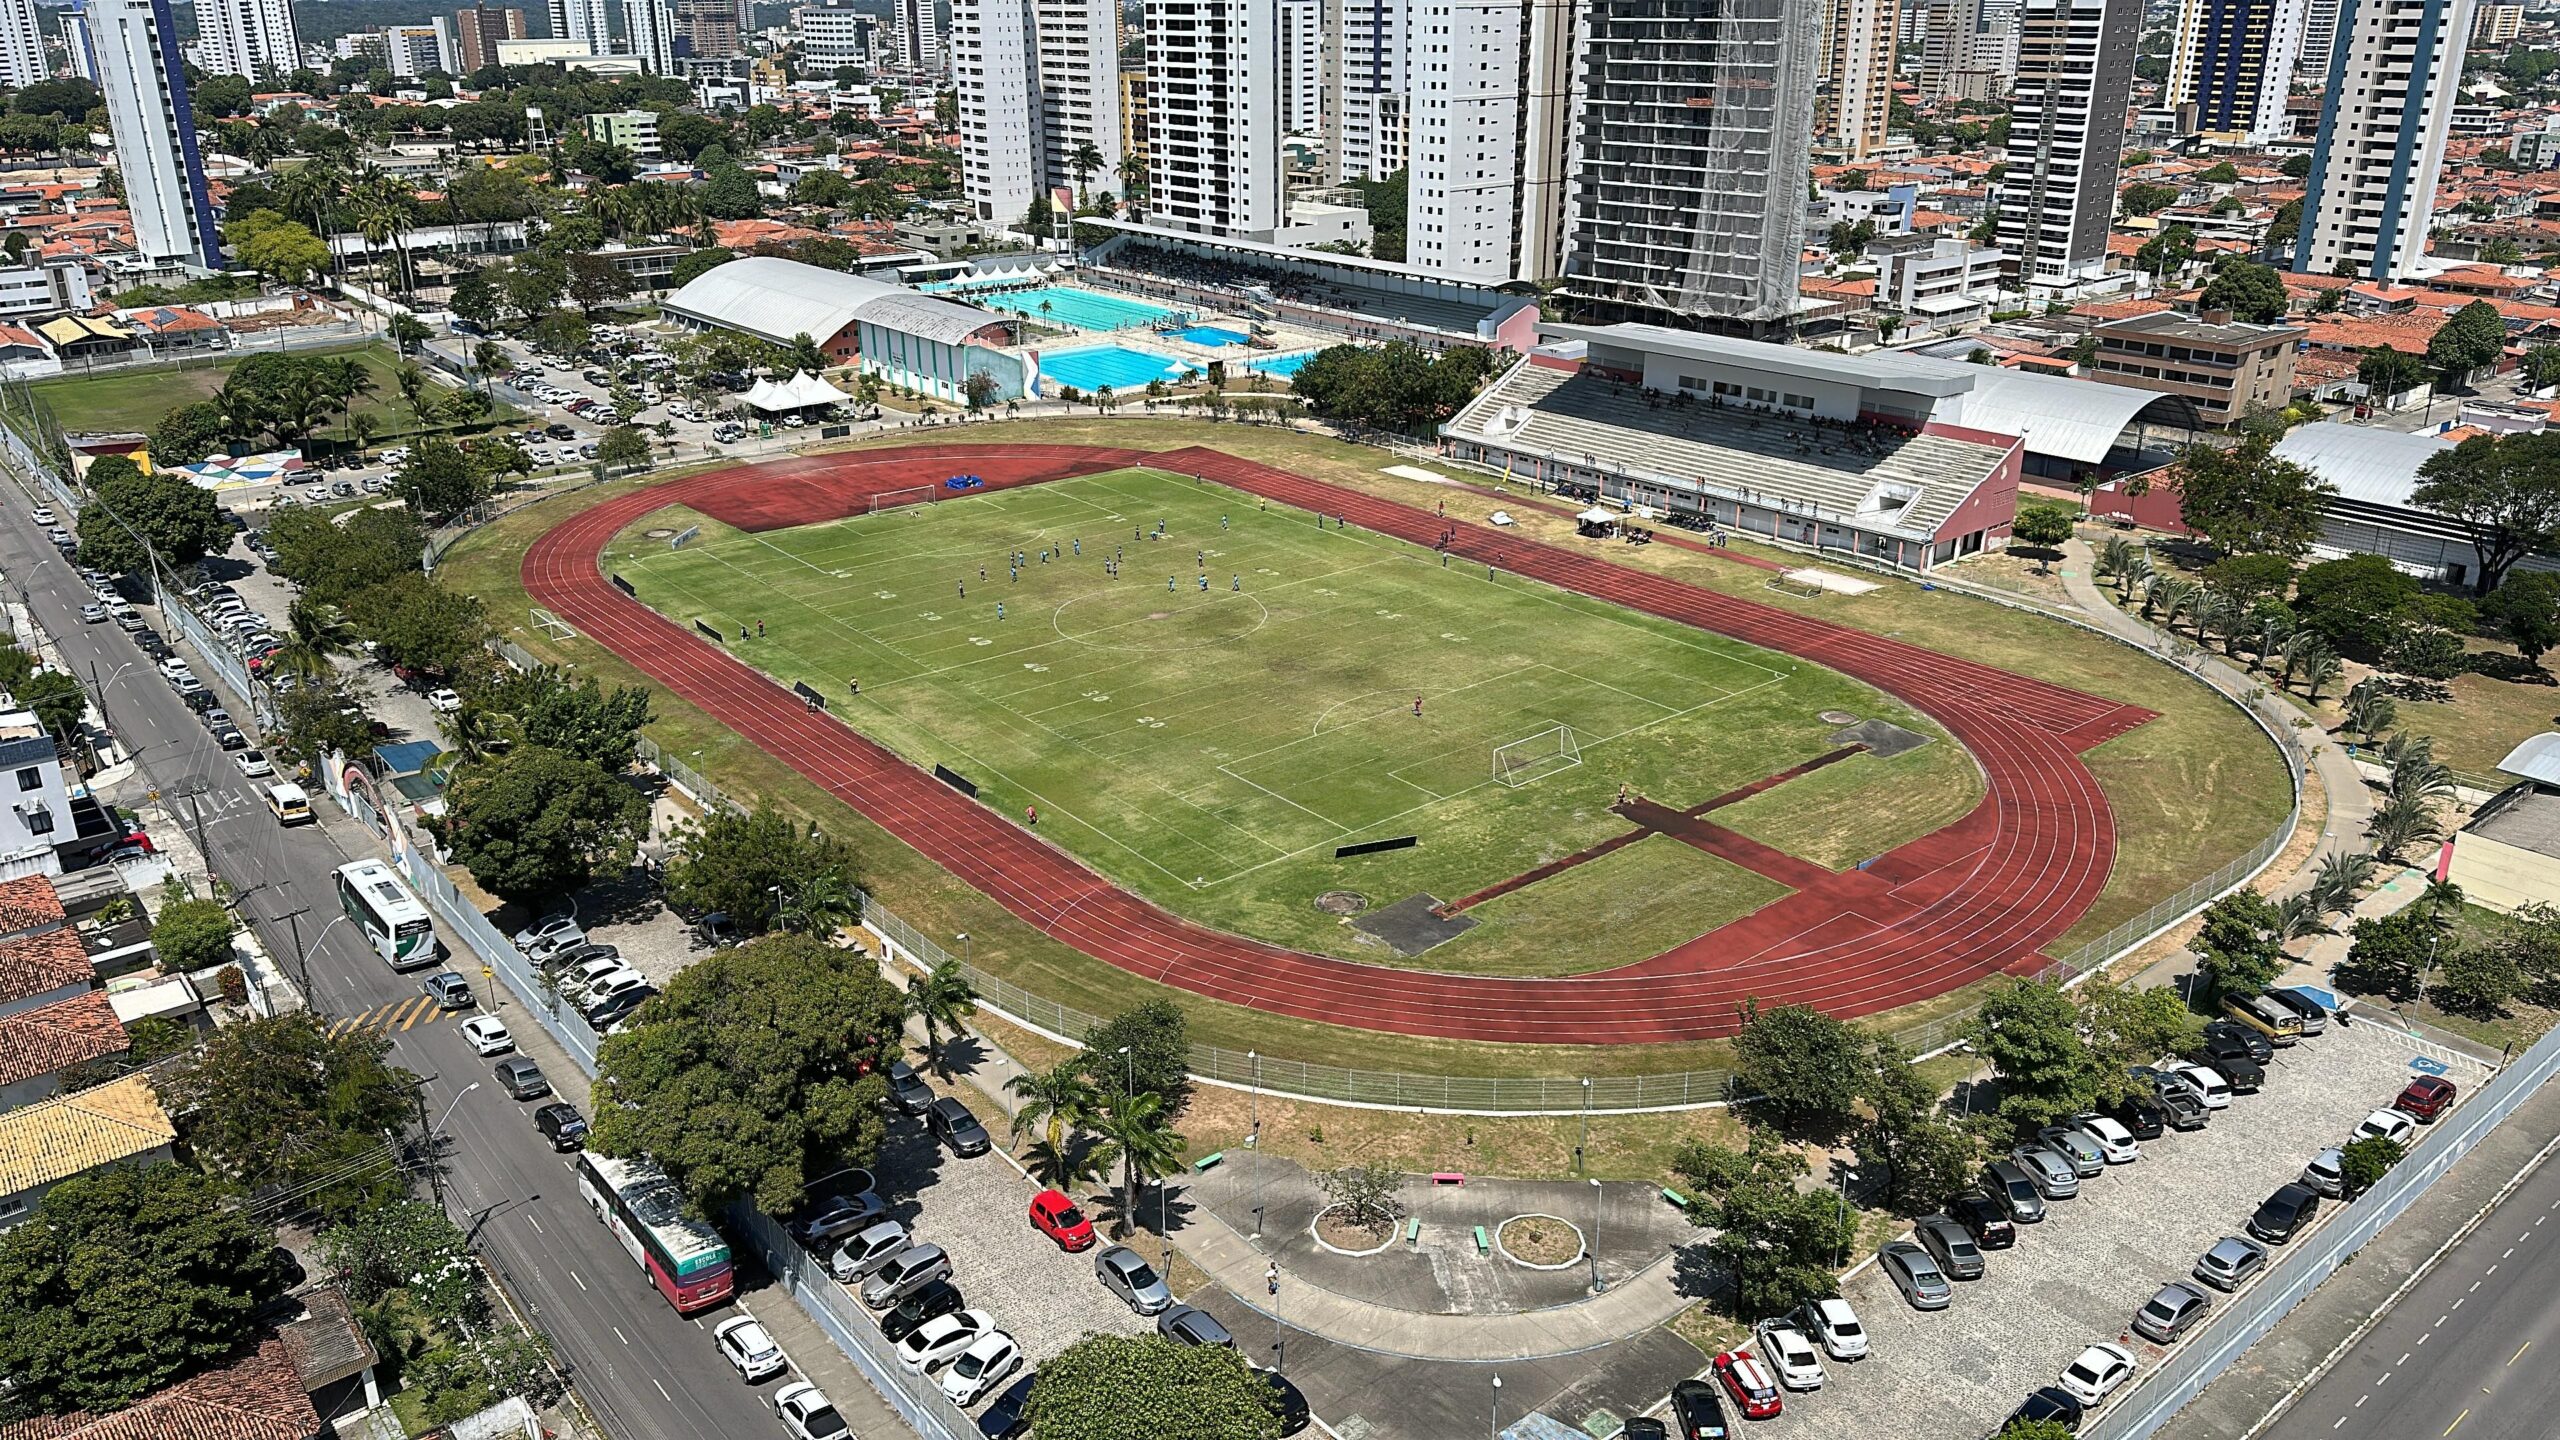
(726, 1208, 975, 1440)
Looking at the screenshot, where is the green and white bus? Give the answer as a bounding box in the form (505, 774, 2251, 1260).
(334, 859, 438, 969)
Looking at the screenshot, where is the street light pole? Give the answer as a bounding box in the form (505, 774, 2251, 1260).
(1578, 1076, 1591, 1174)
(1589, 1177, 1605, 1294)
(1835, 1167, 1861, 1267)
(422, 1081, 479, 1211)
(1490, 1375, 1502, 1440)
(1248, 1049, 1259, 1142)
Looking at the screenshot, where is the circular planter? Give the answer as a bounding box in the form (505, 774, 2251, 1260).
(1310, 1204, 1399, 1257)
(1494, 1213, 1586, 1270)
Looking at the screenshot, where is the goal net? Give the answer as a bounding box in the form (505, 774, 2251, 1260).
(867, 484, 940, 513)
(1493, 725, 1583, 787)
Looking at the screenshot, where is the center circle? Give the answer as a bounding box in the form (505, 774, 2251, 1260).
(1052, 588, 1270, 651)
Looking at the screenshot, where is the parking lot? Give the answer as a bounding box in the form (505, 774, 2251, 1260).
(1751, 1022, 2474, 1438)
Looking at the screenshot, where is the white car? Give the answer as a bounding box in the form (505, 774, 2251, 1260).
(512, 914, 582, 951)
(1752, 1318, 1826, 1391)
(895, 1308, 993, 1373)
(2058, 1341, 2137, 1407)
(30, 506, 52, 524)
(157, 657, 193, 682)
(1800, 1297, 1867, 1361)
(773, 1381, 848, 1439)
(78, 603, 105, 623)
(2069, 1113, 2142, 1163)
(2353, 1108, 2417, 1146)
(713, 1315, 786, 1382)
(458, 1016, 514, 1057)
(565, 956, 646, 997)
(941, 1330, 1022, 1406)
(2166, 1061, 2232, 1110)
(427, 688, 463, 714)
(235, 750, 273, 779)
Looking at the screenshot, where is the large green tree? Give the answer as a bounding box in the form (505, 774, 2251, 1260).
(2481, 570, 2560, 664)
(2294, 553, 2422, 654)
(0, 1166, 290, 1419)
(1028, 1333, 1281, 1440)
(2198, 257, 2290, 324)
(391, 436, 495, 520)
(345, 573, 488, 677)
(2192, 890, 2290, 1001)
(2076, 977, 2204, 1104)
(152, 1014, 417, 1218)
(2337, 906, 2443, 1002)
(1970, 978, 2096, 1128)
(589, 933, 907, 1216)
(74, 462, 229, 574)
(1732, 999, 1871, 1136)
(1079, 999, 1193, 1115)
(2412, 430, 2560, 594)
(150, 888, 236, 971)
(1852, 1039, 1984, 1214)
(431, 745, 649, 904)
(481, 667, 653, 772)
(264, 504, 424, 608)
(149, 400, 231, 467)
(1670, 1127, 1859, 1316)
(1288, 341, 1494, 434)
(2426, 300, 2508, 386)
(662, 806, 863, 936)
(2171, 433, 2332, 558)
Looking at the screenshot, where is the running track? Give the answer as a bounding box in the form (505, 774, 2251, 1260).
(523, 444, 2153, 1044)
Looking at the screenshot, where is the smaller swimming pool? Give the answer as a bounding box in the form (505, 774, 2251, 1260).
(1175, 325, 1255, 347)
(1040, 345, 1191, 393)
(1249, 351, 1318, 378)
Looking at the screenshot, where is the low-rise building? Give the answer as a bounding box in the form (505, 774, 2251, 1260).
(0, 1072, 172, 1227)
(2085, 310, 2301, 427)
(1870, 235, 2010, 332)
(584, 109, 662, 160)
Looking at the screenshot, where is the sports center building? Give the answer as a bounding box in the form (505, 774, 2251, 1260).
(1441, 325, 2032, 572)
(662, 256, 1034, 404)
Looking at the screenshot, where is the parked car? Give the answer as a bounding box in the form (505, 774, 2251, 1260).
(494, 1058, 549, 1100)
(941, 1331, 1023, 1406)
(1256, 1365, 1312, 1437)
(2182, 1047, 2264, 1095)
(1157, 1304, 1234, 1349)
(787, 1186, 882, 1248)
(1667, 1377, 1731, 1440)
(1029, 1189, 1096, 1251)
(2222, 991, 2306, 1046)
(2150, 1078, 2210, 1131)
(1982, 1162, 2047, 1224)
(896, 1308, 993, 1373)
(458, 1015, 514, 1056)
(1913, 1214, 1985, 1280)
(2066, 1113, 2141, 1164)
(2397, 1075, 2458, 1122)
(1711, 1349, 1783, 1419)
(887, 1059, 935, 1115)
(928, 1096, 993, 1157)
(77, 602, 103, 624)
(513, 914, 583, 951)
(2249, 1182, 2323, 1244)
(880, 1280, 967, 1344)
(2131, 1280, 2212, 1343)
(714, 1315, 786, 1382)
(2260, 987, 2330, 1036)
(421, 971, 473, 1009)
(2193, 1234, 2269, 1292)
(2057, 1342, 2137, 1408)
(978, 1373, 1037, 1440)
(694, 911, 743, 948)
(1798, 1298, 1867, 1361)
(1094, 1244, 1173, 1316)
(2164, 1061, 2232, 1110)
(861, 1244, 953, 1309)
(1751, 1317, 1825, 1390)
(773, 1381, 848, 1439)
(533, 1102, 589, 1151)
(2201, 1018, 2275, 1065)
(2301, 1148, 2346, 1199)
(1878, 1241, 1952, 1310)
(584, 986, 658, 1031)
(2006, 1387, 2084, 1435)
(2008, 1144, 2081, 1199)
(828, 1221, 912, 1282)
(2352, 1109, 2417, 1147)
(236, 749, 273, 778)
(2033, 1126, 2107, 1177)
(1950, 1192, 2017, 1249)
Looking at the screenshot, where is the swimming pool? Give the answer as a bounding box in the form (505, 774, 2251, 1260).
(958, 285, 1179, 331)
(1039, 345, 1193, 393)
(1175, 325, 1254, 347)
(1249, 351, 1318, 378)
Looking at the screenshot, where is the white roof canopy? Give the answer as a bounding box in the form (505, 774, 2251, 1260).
(1576, 506, 1618, 524)
(742, 371, 850, 411)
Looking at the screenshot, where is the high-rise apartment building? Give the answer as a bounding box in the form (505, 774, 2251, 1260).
(627, 0, 677, 71)
(86, 0, 218, 268)
(1921, 0, 2019, 100)
(549, 0, 613, 49)
(1329, 0, 1410, 180)
(2474, 2, 2521, 44)
(2167, 0, 2306, 143)
(195, 0, 298, 79)
(2296, 0, 2341, 71)
(890, 0, 945, 71)
(65, 1, 101, 81)
(1404, 0, 1574, 283)
(379, 20, 459, 75)
(797, 3, 876, 70)
(453, 5, 529, 70)
(1996, 0, 2138, 294)
(0, 0, 43, 89)
(954, 0, 1122, 225)
(675, 0, 741, 57)
(1816, 0, 1897, 158)
(1278, 0, 1321, 134)
(1146, 0, 1281, 238)
(1561, 0, 1819, 330)
(2293, 0, 2470, 279)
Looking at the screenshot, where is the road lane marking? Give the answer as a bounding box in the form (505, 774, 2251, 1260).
(528, 1215, 543, 1234)
(653, 1378, 671, 1401)
(2357, 1396, 2368, 1407)
(613, 1326, 629, 1346)
(2381, 1373, 2393, 1385)
(2512, 1342, 2532, 1366)
(2453, 1298, 2465, 1311)
(2400, 1354, 2412, 1366)
(2487, 1264, 2499, 1275)
(2470, 1281, 2482, 1292)
(570, 1269, 587, 1291)
(2446, 1408, 2469, 1436)
(2437, 1315, 2449, 1326)
(2333, 1420, 2344, 1431)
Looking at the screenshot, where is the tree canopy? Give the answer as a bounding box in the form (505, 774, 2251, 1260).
(481, 666, 653, 771)
(2173, 433, 2333, 557)
(662, 806, 864, 936)
(1288, 342, 1495, 434)
(1732, 999, 1870, 1135)
(1671, 1127, 1859, 1316)
(1970, 977, 2098, 1128)
(2197, 257, 2290, 324)
(344, 573, 488, 678)
(2413, 430, 2560, 593)
(74, 461, 229, 575)
(2426, 300, 2508, 383)
(1080, 999, 1193, 1116)
(590, 933, 907, 1216)
(152, 1014, 417, 1218)
(1028, 1333, 1282, 1440)
(432, 745, 649, 904)
(2192, 890, 2289, 1001)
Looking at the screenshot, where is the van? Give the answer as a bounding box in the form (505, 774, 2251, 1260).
(266, 783, 313, 826)
(2221, 993, 2304, 1046)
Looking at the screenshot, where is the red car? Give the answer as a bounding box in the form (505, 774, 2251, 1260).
(2396, 1075, 2458, 1122)
(1712, 1349, 1783, 1420)
(1028, 1188, 1095, 1251)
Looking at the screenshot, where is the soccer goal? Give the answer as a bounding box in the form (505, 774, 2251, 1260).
(867, 484, 940, 513)
(1493, 725, 1584, 787)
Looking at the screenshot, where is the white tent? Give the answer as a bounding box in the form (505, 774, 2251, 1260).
(1575, 506, 1618, 525)
(742, 370, 851, 412)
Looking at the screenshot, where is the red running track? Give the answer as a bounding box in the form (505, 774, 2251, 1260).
(524, 443, 2154, 1044)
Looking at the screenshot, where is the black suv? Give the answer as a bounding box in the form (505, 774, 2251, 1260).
(2182, 1046, 2265, 1094)
(2103, 1091, 2167, 1140)
(927, 1096, 992, 1157)
(533, 1102, 588, 1151)
(1950, 1192, 2016, 1250)
(2201, 1018, 2275, 1064)
(1668, 1378, 1730, 1440)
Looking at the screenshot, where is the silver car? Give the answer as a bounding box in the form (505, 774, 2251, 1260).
(827, 1220, 911, 1282)
(2034, 1125, 2107, 1178)
(1878, 1241, 1952, 1310)
(1094, 1244, 1173, 1316)
(2192, 1235, 2269, 1293)
(2132, 1280, 2212, 1343)
(2300, 1147, 2345, 1199)
(860, 1244, 951, 1310)
(2008, 1144, 2081, 1200)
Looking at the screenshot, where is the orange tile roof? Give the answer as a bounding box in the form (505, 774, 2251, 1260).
(0, 1336, 317, 1440)
(0, 928, 89, 1006)
(0, 876, 64, 937)
(2074, 298, 2177, 320)
(2297, 312, 2440, 353)
(0, 990, 124, 1090)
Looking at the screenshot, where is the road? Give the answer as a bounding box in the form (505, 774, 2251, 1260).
(0, 489, 795, 1440)
(2263, 1142, 2560, 1440)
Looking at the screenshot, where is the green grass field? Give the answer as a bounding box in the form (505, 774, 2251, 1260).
(31, 341, 515, 446)
(613, 469, 1981, 975)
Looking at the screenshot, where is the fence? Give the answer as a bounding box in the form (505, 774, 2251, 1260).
(2085, 1012, 2560, 1440)
(726, 1208, 976, 1440)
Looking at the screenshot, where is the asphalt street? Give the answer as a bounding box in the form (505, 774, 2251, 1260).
(2263, 1136, 2560, 1440)
(0, 486, 822, 1440)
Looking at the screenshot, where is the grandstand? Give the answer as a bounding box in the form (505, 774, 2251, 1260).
(1441, 324, 2025, 572)
(1078, 220, 1543, 353)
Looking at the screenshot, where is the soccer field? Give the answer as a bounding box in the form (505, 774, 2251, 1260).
(613, 469, 1981, 975)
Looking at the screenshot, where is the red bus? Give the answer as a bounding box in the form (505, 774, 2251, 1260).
(575, 1152, 735, 1313)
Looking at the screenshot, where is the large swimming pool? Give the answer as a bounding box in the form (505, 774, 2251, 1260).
(1249, 351, 1318, 378)
(949, 285, 1179, 332)
(1039, 345, 1195, 393)
(1175, 325, 1255, 347)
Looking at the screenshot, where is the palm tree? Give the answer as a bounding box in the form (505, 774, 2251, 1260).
(903, 961, 979, 1072)
(2367, 791, 2442, 861)
(346, 410, 379, 459)
(348, 172, 419, 293)
(2118, 549, 2153, 601)
(1021, 1136, 1108, 1192)
(1005, 1062, 1100, 1151)
(1068, 139, 1104, 206)
(2095, 535, 2132, 588)
(273, 599, 357, 683)
(473, 339, 510, 391)
(1116, 153, 1147, 214)
(2302, 650, 2343, 702)
(2341, 680, 2398, 742)
(1088, 1089, 1184, 1239)
(1094, 384, 1115, 415)
(2386, 739, 2455, 806)
(2252, 606, 2293, 672)
(437, 702, 516, 766)
(393, 362, 431, 425)
(777, 871, 862, 939)
(2273, 891, 2330, 949)
(2307, 849, 2379, 915)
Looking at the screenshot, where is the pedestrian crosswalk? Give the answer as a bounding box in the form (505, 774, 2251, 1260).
(329, 995, 454, 1039)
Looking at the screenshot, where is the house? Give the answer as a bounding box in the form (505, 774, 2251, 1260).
(0, 1334, 322, 1440)
(0, 322, 59, 378)
(0, 926, 125, 1113)
(0, 1072, 173, 1227)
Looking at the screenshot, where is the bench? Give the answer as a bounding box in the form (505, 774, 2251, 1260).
(1432, 1171, 1465, 1185)
(1472, 1225, 1490, 1256)
(1192, 1152, 1224, 1172)
(1661, 1187, 1690, 1208)
(1406, 1218, 1422, 1247)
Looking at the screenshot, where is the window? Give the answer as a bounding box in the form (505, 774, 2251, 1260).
(20, 806, 50, 835)
(12, 767, 35, 792)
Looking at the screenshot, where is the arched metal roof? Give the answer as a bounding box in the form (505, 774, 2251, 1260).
(663, 256, 1007, 348)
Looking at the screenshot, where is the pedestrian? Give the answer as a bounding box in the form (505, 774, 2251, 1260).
(1073, 538, 1081, 556)
(1010, 567, 1018, 582)
(998, 601, 1006, 621)
(738, 624, 749, 642)
(1220, 515, 1229, 530)
(757, 618, 765, 636)
(980, 565, 988, 580)
(1169, 575, 1177, 592)
(1197, 549, 1205, 567)
(1026, 803, 1037, 826)
(958, 581, 965, 598)
(1442, 553, 1449, 567)
(1617, 782, 1629, 805)
(849, 677, 860, 696)
(1199, 574, 1209, 591)
(1413, 695, 1423, 717)
(1231, 574, 1240, 591)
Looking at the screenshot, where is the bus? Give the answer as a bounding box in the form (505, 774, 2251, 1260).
(333, 859, 438, 969)
(574, 1152, 736, 1313)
